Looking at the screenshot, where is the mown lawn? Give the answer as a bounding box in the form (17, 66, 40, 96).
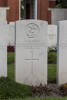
(7, 97, 67, 100)
(48, 64, 56, 83)
(7, 52, 15, 80)
(8, 64, 15, 80)
(7, 52, 14, 64)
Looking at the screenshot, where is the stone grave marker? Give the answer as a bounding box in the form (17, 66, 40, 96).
(57, 20, 67, 85)
(15, 20, 48, 86)
(0, 7, 9, 77)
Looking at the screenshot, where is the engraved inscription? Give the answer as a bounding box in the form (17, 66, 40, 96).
(25, 23, 40, 38)
(25, 59, 39, 61)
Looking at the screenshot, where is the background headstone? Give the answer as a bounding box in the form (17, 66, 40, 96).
(50, 9, 67, 25)
(8, 22, 15, 46)
(15, 20, 48, 86)
(48, 25, 57, 48)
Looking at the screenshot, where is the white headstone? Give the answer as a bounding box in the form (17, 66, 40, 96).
(50, 9, 67, 25)
(0, 7, 9, 77)
(0, 22, 9, 77)
(48, 25, 57, 48)
(8, 22, 15, 46)
(57, 20, 67, 85)
(0, 45, 7, 77)
(15, 20, 48, 86)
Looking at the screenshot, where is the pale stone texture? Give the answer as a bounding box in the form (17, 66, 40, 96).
(0, 7, 9, 22)
(0, 22, 9, 77)
(0, 7, 9, 77)
(0, 45, 7, 77)
(0, 8, 15, 46)
(48, 25, 57, 48)
(8, 22, 15, 46)
(57, 20, 67, 85)
(15, 20, 48, 86)
(50, 9, 67, 25)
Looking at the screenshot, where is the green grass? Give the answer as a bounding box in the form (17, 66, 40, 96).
(7, 52, 14, 64)
(48, 51, 56, 64)
(7, 52, 15, 80)
(8, 64, 15, 80)
(6, 97, 67, 100)
(0, 77, 32, 99)
(48, 64, 56, 83)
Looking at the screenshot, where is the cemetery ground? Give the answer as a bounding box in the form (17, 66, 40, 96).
(4, 98, 67, 100)
(1, 50, 67, 99)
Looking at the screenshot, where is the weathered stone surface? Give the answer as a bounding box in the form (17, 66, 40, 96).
(57, 20, 67, 85)
(15, 20, 48, 86)
(48, 25, 57, 48)
(0, 7, 9, 22)
(8, 22, 15, 46)
(51, 9, 67, 25)
(0, 22, 9, 77)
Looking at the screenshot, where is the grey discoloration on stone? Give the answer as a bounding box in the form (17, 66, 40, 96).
(15, 20, 48, 86)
